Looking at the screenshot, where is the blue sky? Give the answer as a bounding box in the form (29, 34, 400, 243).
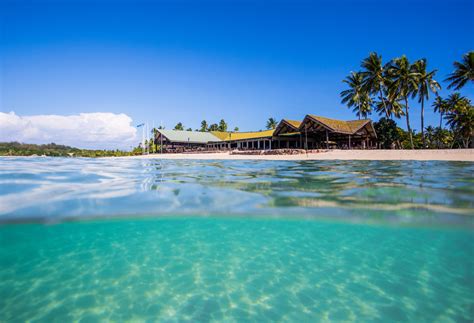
(1, 0, 473, 148)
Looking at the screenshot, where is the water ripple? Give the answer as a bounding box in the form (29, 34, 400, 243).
(0, 157, 473, 226)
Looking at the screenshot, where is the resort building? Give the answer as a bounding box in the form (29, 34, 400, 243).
(154, 115, 377, 151)
(154, 129, 219, 150)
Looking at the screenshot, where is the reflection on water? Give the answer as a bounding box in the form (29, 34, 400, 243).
(0, 157, 473, 225)
(0, 157, 473, 321)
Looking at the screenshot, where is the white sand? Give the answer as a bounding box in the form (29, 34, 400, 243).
(124, 149, 474, 161)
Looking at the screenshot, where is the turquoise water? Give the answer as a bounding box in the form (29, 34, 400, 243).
(0, 157, 473, 321)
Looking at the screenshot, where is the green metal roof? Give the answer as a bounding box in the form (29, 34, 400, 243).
(157, 129, 222, 144)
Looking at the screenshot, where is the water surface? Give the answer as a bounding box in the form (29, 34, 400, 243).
(0, 157, 473, 321)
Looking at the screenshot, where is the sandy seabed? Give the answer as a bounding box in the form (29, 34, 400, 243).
(122, 149, 474, 162)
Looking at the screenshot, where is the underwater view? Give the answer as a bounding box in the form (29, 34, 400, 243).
(0, 157, 473, 321)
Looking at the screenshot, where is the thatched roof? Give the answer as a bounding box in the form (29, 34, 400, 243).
(273, 119, 302, 136)
(300, 115, 375, 136)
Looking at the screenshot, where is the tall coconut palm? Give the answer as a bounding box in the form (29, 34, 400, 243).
(413, 59, 441, 147)
(341, 72, 372, 119)
(374, 96, 405, 119)
(218, 119, 228, 132)
(432, 96, 448, 129)
(445, 51, 474, 90)
(386, 56, 420, 149)
(361, 52, 389, 117)
(200, 120, 208, 132)
(266, 117, 278, 130)
(444, 95, 473, 148)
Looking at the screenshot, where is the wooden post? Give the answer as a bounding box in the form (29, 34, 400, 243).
(348, 135, 351, 149)
(326, 130, 329, 149)
(305, 126, 308, 150)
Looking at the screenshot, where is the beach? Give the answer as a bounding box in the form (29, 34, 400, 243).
(125, 149, 474, 161)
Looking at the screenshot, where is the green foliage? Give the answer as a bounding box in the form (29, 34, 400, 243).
(412, 58, 441, 146)
(200, 120, 208, 132)
(234, 127, 239, 132)
(360, 52, 389, 117)
(445, 51, 474, 90)
(373, 118, 400, 148)
(340, 72, 372, 119)
(174, 122, 184, 131)
(218, 119, 228, 132)
(0, 142, 133, 157)
(208, 123, 219, 131)
(266, 117, 278, 130)
(385, 55, 420, 149)
(444, 95, 474, 148)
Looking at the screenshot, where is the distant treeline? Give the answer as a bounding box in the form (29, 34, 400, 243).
(0, 142, 137, 157)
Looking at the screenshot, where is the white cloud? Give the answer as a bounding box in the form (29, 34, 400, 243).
(0, 111, 138, 150)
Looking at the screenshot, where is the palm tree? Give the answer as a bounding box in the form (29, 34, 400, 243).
(266, 117, 278, 129)
(386, 56, 420, 149)
(174, 122, 184, 131)
(361, 52, 389, 117)
(444, 95, 473, 148)
(432, 96, 448, 129)
(445, 51, 474, 90)
(208, 123, 219, 131)
(424, 126, 435, 148)
(218, 119, 228, 132)
(413, 59, 441, 147)
(341, 72, 372, 119)
(373, 93, 405, 119)
(200, 120, 208, 132)
(446, 93, 465, 110)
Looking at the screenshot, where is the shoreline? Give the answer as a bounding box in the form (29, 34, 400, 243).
(117, 149, 474, 161)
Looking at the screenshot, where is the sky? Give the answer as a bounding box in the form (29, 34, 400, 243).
(1, 0, 473, 149)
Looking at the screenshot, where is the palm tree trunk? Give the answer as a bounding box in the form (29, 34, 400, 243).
(437, 113, 443, 149)
(421, 97, 425, 148)
(405, 97, 414, 149)
(379, 88, 389, 117)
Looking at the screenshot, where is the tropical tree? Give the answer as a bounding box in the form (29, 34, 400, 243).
(218, 119, 228, 132)
(433, 127, 453, 149)
(445, 51, 474, 90)
(444, 94, 474, 148)
(234, 127, 239, 132)
(174, 122, 184, 131)
(373, 117, 400, 149)
(208, 123, 219, 131)
(361, 52, 389, 117)
(413, 59, 441, 147)
(432, 96, 448, 129)
(386, 55, 420, 149)
(266, 117, 278, 129)
(200, 120, 208, 132)
(373, 92, 405, 119)
(341, 72, 372, 119)
(186, 127, 192, 131)
(424, 126, 436, 148)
